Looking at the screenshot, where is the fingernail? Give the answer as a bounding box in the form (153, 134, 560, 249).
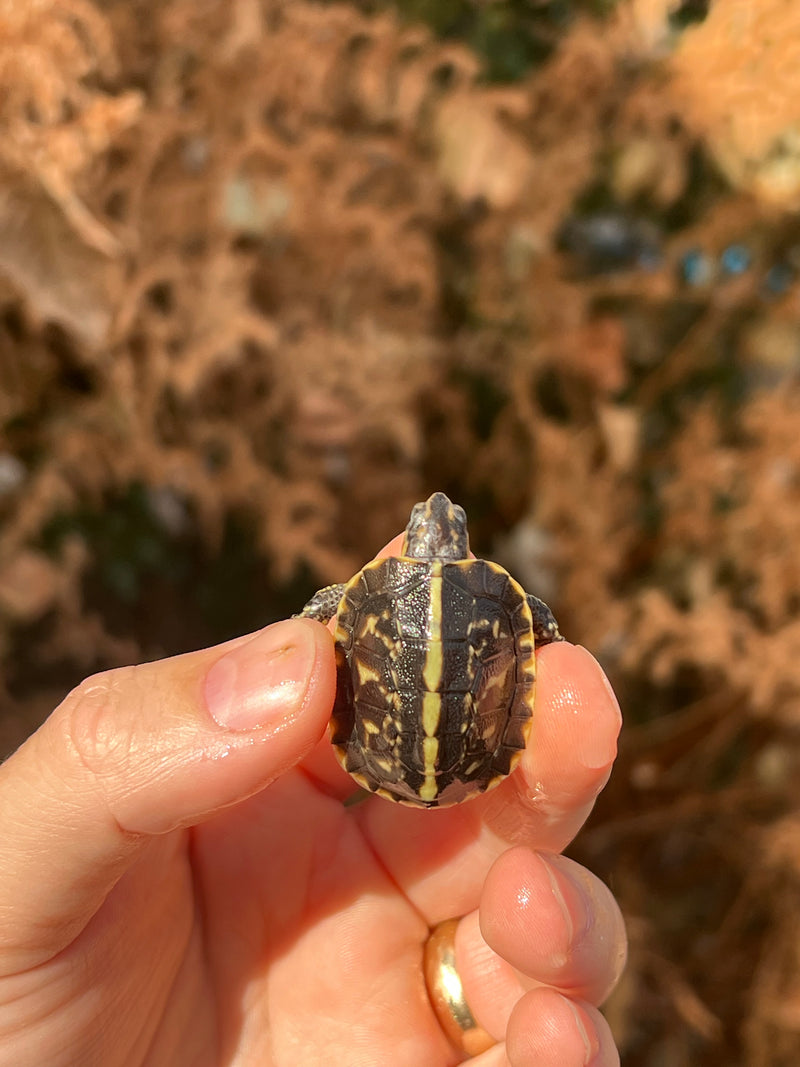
(543, 853, 591, 928)
(535, 853, 590, 967)
(205, 621, 314, 731)
(562, 995, 600, 1065)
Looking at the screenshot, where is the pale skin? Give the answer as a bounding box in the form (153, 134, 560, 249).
(0, 533, 626, 1066)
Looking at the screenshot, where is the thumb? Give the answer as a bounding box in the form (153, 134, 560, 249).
(0, 617, 334, 973)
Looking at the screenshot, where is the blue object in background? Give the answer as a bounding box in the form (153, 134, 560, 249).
(558, 213, 662, 275)
(680, 247, 714, 287)
(762, 261, 795, 297)
(719, 243, 752, 276)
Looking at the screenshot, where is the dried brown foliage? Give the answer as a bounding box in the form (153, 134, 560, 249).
(669, 0, 800, 209)
(2, 1, 800, 1063)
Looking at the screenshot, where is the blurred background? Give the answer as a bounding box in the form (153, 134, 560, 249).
(1, 0, 800, 1062)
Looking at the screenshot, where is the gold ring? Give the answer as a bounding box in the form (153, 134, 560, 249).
(423, 918, 495, 1057)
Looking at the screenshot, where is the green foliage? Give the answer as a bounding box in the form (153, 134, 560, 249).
(41, 484, 191, 606)
(37, 485, 295, 650)
(343, 0, 619, 81)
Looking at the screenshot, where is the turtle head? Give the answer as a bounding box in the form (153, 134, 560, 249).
(402, 492, 469, 560)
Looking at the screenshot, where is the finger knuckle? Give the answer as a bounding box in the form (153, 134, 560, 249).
(59, 666, 142, 775)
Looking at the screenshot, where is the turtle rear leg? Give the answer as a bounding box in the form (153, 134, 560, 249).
(527, 593, 563, 645)
(296, 583, 346, 624)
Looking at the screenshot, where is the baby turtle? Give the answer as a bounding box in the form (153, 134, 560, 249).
(299, 492, 562, 808)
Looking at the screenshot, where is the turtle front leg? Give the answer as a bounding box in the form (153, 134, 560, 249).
(296, 583, 346, 625)
(527, 593, 563, 645)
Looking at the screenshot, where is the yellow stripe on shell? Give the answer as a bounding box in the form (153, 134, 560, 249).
(423, 735, 439, 765)
(421, 693, 442, 801)
(427, 564, 443, 639)
(422, 641, 443, 692)
(422, 691, 441, 737)
(419, 775, 438, 803)
(422, 561, 444, 690)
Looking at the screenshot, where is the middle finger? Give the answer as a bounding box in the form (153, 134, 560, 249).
(439, 850, 626, 1044)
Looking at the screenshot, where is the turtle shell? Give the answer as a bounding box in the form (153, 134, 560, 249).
(330, 554, 536, 808)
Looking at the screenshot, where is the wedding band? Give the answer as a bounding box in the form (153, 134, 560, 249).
(423, 918, 495, 1057)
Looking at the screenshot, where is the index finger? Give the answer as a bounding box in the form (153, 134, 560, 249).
(354, 640, 621, 923)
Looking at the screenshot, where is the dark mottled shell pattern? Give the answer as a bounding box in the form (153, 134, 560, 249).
(331, 555, 536, 807)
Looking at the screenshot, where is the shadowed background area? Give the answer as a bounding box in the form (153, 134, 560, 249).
(1, 0, 800, 1062)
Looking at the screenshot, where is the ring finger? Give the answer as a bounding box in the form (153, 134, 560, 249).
(438, 849, 625, 1051)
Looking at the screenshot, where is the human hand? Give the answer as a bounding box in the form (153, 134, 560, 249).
(0, 546, 625, 1067)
